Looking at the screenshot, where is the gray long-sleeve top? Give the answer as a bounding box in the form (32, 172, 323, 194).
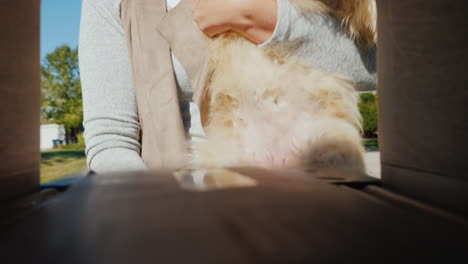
(79, 0, 376, 173)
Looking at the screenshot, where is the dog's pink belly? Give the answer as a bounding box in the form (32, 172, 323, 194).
(238, 111, 312, 169)
(232, 110, 364, 171)
(241, 128, 299, 169)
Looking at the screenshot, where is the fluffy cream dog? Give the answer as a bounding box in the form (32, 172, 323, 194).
(190, 0, 377, 172)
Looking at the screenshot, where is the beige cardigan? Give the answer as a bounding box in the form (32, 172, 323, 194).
(122, 0, 209, 169)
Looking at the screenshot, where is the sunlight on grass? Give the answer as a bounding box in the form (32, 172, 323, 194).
(41, 149, 86, 183)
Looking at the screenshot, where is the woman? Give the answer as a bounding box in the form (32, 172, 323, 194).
(79, 0, 376, 173)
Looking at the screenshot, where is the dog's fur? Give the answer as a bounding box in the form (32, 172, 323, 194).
(190, 0, 377, 172)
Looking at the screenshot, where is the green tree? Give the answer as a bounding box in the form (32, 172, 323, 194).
(41, 45, 83, 144)
(359, 92, 378, 138)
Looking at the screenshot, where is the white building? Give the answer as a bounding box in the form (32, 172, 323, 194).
(40, 124, 66, 150)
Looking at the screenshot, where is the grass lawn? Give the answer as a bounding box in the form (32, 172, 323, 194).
(41, 149, 86, 183)
(363, 137, 379, 151)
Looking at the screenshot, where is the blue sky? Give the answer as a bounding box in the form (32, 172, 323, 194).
(41, 0, 82, 61)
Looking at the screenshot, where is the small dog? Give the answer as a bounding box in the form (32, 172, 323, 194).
(190, 0, 377, 173)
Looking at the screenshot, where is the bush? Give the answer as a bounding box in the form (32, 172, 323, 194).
(359, 93, 378, 138)
(61, 132, 85, 149)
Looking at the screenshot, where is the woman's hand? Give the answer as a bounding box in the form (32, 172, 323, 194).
(192, 0, 277, 44)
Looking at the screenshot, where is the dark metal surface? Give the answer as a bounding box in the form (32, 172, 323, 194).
(1, 168, 467, 263)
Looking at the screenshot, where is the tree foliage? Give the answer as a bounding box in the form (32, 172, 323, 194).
(359, 92, 378, 138)
(41, 45, 82, 143)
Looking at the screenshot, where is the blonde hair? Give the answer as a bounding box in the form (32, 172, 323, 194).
(291, 0, 377, 46)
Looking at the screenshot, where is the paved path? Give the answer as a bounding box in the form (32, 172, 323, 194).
(364, 151, 381, 179)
